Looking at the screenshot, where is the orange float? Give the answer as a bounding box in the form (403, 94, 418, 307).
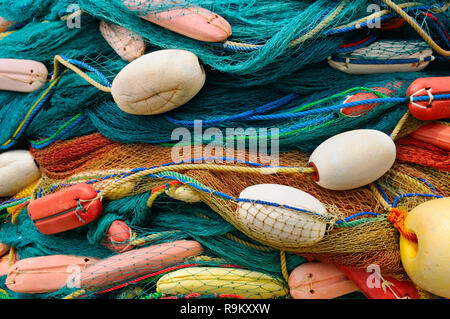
(102, 220, 134, 253)
(27, 183, 103, 235)
(407, 77, 450, 121)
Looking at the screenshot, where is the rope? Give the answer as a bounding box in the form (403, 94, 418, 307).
(390, 110, 410, 140)
(63, 289, 88, 299)
(52, 55, 112, 93)
(369, 183, 392, 211)
(130, 230, 183, 246)
(289, 0, 348, 46)
(280, 250, 289, 283)
(221, 2, 448, 51)
(8, 246, 15, 268)
(225, 233, 275, 252)
(380, 0, 450, 57)
(0, 72, 65, 150)
(99, 163, 315, 199)
(387, 207, 417, 243)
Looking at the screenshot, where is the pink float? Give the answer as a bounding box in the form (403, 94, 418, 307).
(0, 59, 48, 92)
(0, 255, 14, 277)
(0, 243, 9, 256)
(99, 21, 146, 62)
(288, 262, 359, 299)
(122, 0, 231, 42)
(75, 240, 203, 289)
(6, 255, 99, 294)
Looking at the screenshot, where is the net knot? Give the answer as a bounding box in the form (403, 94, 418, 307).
(388, 208, 417, 243)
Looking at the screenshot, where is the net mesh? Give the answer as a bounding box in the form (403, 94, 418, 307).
(22, 128, 449, 285)
(0, 0, 449, 300)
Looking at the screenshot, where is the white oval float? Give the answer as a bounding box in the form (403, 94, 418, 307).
(236, 184, 329, 247)
(111, 49, 206, 115)
(0, 150, 41, 197)
(308, 129, 396, 191)
(0, 59, 48, 92)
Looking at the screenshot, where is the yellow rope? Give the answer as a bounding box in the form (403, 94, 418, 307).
(380, 0, 450, 57)
(369, 183, 392, 211)
(0, 288, 9, 298)
(335, 2, 420, 30)
(52, 55, 112, 93)
(290, 0, 348, 47)
(60, 9, 83, 22)
(0, 30, 15, 40)
(1, 73, 65, 148)
(390, 110, 410, 141)
(130, 230, 183, 246)
(225, 233, 275, 252)
(63, 289, 87, 299)
(280, 250, 289, 283)
(8, 247, 15, 268)
(100, 163, 314, 199)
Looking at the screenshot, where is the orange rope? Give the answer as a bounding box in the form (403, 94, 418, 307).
(388, 208, 417, 243)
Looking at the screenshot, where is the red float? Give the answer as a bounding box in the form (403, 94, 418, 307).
(407, 77, 450, 120)
(28, 183, 103, 235)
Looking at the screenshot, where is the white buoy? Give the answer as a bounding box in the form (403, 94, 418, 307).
(237, 184, 329, 247)
(111, 49, 206, 115)
(308, 129, 396, 190)
(0, 150, 41, 197)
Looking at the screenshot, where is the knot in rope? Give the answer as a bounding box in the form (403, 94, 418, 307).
(388, 208, 417, 243)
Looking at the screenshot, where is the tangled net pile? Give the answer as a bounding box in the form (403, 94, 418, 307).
(0, 0, 449, 300)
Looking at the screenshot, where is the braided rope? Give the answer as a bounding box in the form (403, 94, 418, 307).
(290, 0, 348, 47)
(380, 0, 450, 57)
(99, 163, 314, 199)
(390, 110, 411, 141)
(387, 207, 417, 242)
(1, 73, 64, 149)
(52, 55, 112, 93)
(280, 250, 289, 283)
(63, 289, 88, 299)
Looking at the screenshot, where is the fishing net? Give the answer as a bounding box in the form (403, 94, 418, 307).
(17, 127, 447, 283)
(0, 0, 449, 153)
(0, 0, 449, 301)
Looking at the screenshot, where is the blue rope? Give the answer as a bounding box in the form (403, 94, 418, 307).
(417, 178, 439, 195)
(29, 114, 88, 150)
(0, 86, 57, 151)
(335, 212, 382, 224)
(164, 93, 299, 127)
(59, 54, 112, 88)
(329, 55, 436, 65)
(162, 94, 450, 125)
(392, 193, 443, 208)
(375, 183, 391, 206)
